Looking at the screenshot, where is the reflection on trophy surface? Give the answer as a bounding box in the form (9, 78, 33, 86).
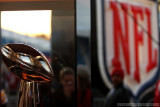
(1, 43, 54, 107)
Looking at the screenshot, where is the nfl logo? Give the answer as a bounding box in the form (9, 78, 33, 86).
(96, 0, 159, 99)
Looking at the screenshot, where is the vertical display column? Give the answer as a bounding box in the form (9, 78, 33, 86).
(51, 10, 75, 79)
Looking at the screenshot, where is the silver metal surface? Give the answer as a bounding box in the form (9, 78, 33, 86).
(1, 43, 54, 107)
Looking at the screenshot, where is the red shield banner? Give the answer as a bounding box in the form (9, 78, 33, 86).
(96, 0, 159, 97)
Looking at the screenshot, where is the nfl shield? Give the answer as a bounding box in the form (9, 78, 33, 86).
(96, 0, 160, 99)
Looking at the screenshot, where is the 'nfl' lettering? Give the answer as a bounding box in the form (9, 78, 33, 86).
(110, 2, 157, 83)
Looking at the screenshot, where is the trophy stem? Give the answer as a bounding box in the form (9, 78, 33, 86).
(17, 80, 40, 107)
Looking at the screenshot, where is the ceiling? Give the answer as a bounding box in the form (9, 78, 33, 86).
(0, 0, 74, 11)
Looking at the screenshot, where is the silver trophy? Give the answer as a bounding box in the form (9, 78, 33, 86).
(1, 43, 54, 107)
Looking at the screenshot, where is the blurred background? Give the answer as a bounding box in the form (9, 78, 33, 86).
(3, 0, 160, 107)
(2, 0, 160, 107)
